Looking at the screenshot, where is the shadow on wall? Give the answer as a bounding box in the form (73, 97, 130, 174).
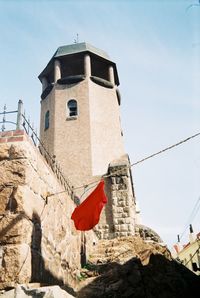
(0, 213, 23, 241)
(30, 212, 77, 296)
(104, 178, 115, 234)
(77, 253, 200, 298)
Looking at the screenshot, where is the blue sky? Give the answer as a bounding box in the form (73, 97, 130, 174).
(0, 0, 200, 249)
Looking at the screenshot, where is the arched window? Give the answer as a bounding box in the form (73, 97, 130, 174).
(67, 99, 78, 117)
(45, 110, 50, 130)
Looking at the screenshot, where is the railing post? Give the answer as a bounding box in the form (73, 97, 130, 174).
(16, 100, 23, 130)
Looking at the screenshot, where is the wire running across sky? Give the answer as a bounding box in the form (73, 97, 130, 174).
(73, 130, 200, 191)
(47, 130, 200, 202)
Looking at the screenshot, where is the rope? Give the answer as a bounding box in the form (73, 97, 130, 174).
(75, 131, 200, 190)
(46, 130, 200, 198)
(131, 132, 200, 166)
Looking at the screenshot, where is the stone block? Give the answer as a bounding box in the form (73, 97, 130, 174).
(114, 225, 121, 232)
(0, 243, 31, 288)
(117, 219, 126, 224)
(0, 187, 13, 213)
(122, 212, 129, 218)
(0, 144, 9, 160)
(112, 198, 118, 206)
(123, 206, 130, 212)
(0, 159, 26, 186)
(120, 224, 128, 232)
(113, 212, 123, 218)
(118, 232, 128, 237)
(117, 201, 126, 207)
(113, 219, 118, 225)
(0, 213, 32, 245)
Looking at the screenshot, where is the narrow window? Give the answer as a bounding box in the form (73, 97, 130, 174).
(45, 110, 50, 130)
(67, 99, 78, 117)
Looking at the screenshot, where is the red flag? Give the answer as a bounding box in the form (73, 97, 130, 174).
(71, 181, 107, 231)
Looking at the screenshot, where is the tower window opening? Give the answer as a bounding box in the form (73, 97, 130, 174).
(67, 99, 78, 117)
(45, 110, 50, 130)
(91, 56, 109, 81)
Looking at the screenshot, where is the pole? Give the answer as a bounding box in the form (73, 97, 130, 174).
(16, 100, 23, 130)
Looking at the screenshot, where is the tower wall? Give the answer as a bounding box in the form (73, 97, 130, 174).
(53, 80, 92, 187)
(40, 78, 125, 187)
(40, 89, 56, 155)
(89, 80, 124, 176)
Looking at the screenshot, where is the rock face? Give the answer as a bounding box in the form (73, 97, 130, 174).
(0, 133, 96, 290)
(135, 224, 163, 243)
(77, 237, 200, 298)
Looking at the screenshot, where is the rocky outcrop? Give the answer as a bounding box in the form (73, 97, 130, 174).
(135, 224, 163, 243)
(77, 237, 200, 298)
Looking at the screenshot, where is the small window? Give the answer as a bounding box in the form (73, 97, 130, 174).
(45, 110, 50, 130)
(67, 99, 78, 117)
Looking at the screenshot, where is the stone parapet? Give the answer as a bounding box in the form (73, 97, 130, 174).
(108, 157, 136, 238)
(94, 156, 136, 239)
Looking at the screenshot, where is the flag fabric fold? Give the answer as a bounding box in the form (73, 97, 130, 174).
(71, 180, 107, 231)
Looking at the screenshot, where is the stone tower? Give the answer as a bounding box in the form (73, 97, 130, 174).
(39, 42, 139, 239)
(39, 42, 125, 187)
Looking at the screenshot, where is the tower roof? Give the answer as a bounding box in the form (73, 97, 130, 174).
(54, 42, 110, 60)
(38, 42, 119, 85)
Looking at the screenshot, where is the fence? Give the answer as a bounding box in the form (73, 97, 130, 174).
(0, 100, 74, 199)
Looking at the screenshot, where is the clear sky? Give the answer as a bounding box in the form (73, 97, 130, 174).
(0, 0, 199, 249)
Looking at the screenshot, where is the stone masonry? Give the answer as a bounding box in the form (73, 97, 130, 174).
(0, 130, 97, 290)
(0, 130, 137, 291)
(94, 156, 136, 239)
(109, 158, 136, 238)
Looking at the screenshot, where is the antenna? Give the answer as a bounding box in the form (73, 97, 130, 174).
(74, 33, 79, 44)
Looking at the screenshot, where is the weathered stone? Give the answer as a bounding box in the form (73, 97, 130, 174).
(120, 224, 128, 232)
(117, 201, 126, 207)
(114, 213, 123, 218)
(77, 236, 199, 298)
(0, 141, 85, 290)
(0, 243, 31, 287)
(121, 212, 128, 218)
(118, 232, 128, 237)
(116, 219, 125, 224)
(1, 284, 74, 298)
(0, 144, 9, 161)
(0, 187, 14, 213)
(0, 213, 32, 245)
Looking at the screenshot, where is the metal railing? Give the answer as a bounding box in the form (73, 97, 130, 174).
(0, 104, 18, 131)
(0, 100, 74, 199)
